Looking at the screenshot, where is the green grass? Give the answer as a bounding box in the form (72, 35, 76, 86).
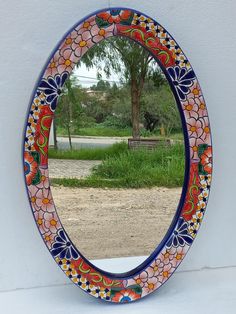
(166, 132, 184, 140)
(76, 127, 131, 137)
(51, 143, 185, 188)
(49, 141, 128, 160)
(57, 125, 184, 139)
(57, 126, 131, 137)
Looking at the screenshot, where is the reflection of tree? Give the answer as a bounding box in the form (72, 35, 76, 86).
(54, 36, 182, 141)
(81, 82, 112, 124)
(55, 73, 181, 141)
(80, 37, 164, 139)
(91, 79, 111, 91)
(56, 75, 82, 149)
(144, 111, 159, 132)
(141, 83, 181, 137)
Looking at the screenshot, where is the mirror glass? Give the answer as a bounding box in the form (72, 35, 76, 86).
(49, 36, 185, 273)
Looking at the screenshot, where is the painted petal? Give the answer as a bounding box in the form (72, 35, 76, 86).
(52, 242, 64, 249)
(179, 85, 189, 94)
(54, 239, 64, 246)
(50, 98, 57, 111)
(59, 229, 67, 242)
(178, 222, 188, 233)
(177, 218, 184, 229)
(204, 164, 212, 173)
(46, 94, 57, 104)
(38, 80, 51, 89)
(179, 67, 187, 80)
(48, 77, 58, 89)
(181, 235, 193, 245)
(59, 248, 67, 259)
(44, 88, 55, 96)
(82, 30, 92, 41)
(63, 48, 72, 60)
(66, 249, 71, 259)
(178, 236, 185, 246)
(175, 66, 181, 79)
(179, 229, 189, 236)
(166, 236, 173, 248)
(51, 246, 64, 256)
(177, 87, 186, 100)
(57, 64, 66, 74)
(97, 12, 110, 20)
(55, 235, 65, 244)
(93, 35, 103, 43)
(120, 10, 132, 20)
(182, 69, 195, 81)
(90, 24, 99, 37)
(179, 79, 193, 87)
(61, 72, 69, 86)
(55, 75, 61, 86)
(168, 67, 176, 81)
(71, 246, 79, 259)
(173, 236, 179, 247)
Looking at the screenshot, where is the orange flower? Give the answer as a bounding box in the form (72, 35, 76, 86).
(97, 9, 133, 25)
(111, 289, 141, 303)
(200, 146, 212, 174)
(24, 152, 38, 185)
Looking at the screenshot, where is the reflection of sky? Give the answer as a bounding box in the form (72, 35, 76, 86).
(73, 55, 161, 88)
(73, 62, 121, 88)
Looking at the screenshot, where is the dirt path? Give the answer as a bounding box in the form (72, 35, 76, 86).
(51, 186, 182, 260)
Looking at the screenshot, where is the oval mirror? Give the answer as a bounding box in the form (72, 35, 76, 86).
(23, 8, 212, 303)
(48, 35, 185, 274)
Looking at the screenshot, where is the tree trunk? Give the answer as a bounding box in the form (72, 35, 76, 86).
(131, 79, 140, 139)
(67, 124, 72, 150)
(160, 124, 166, 136)
(53, 119, 58, 150)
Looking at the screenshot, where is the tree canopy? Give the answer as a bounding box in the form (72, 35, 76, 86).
(55, 36, 182, 146)
(78, 36, 166, 138)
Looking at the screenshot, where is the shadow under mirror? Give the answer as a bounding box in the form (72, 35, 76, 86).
(49, 36, 185, 274)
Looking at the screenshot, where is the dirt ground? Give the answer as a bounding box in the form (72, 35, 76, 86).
(51, 186, 182, 260)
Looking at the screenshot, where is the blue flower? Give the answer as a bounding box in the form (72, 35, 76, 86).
(110, 9, 122, 16)
(168, 66, 195, 101)
(51, 229, 79, 259)
(38, 72, 69, 111)
(166, 218, 193, 248)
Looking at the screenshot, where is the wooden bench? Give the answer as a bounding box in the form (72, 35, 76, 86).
(128, 138, 171, 150)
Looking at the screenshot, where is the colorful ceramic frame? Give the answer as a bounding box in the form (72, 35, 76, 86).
(23, 8, 212, 303)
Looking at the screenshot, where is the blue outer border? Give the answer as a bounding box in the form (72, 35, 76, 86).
(23, 7, 194, 281)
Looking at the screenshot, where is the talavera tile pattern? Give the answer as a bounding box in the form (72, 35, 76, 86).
(23, 8, 212, 303)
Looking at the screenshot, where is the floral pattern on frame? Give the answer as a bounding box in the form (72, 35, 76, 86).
(23, 8, 212, 303)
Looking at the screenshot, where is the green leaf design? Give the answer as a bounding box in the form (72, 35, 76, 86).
(32, 169, 42, 185)
(198, 164, 207, 176)
(120, 13, 134, 26)
(198, 144, 208, 157)
(95, 16, 111, 29)
(129, 284, 142, 295)
(31, 151, 40, 164)
(110, 284, 142, 300)
(198, 144, 209, 175)
(110, 288, 118, 300)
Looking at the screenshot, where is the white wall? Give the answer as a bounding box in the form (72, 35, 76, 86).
(0, 0, 235, 291)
